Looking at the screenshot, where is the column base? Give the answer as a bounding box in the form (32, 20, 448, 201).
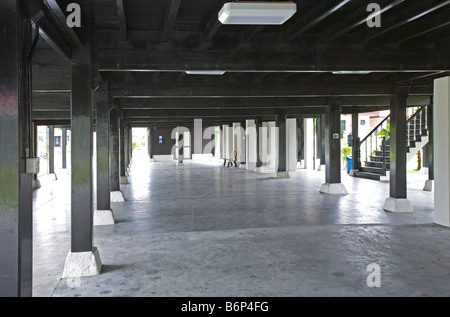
(49, 173, 58, 181)
(319, 183, 348, 195)
(273, 171, 290, 179)
(120, 176, 128, 184)
(94, 210, 115, 226)
(423, 180, 433, 192)
(348, 169, 357, 176)
(383, 197, 413, 213)
(316, 164, 326, 171)
(33, 179, 41, 190)
(62, 247, 102, 278)
(111, 191, 125, 202)
(254, 167, 263, 173)
(176, 161, 183, 166)
(125, 171, 129, 177)
(239, 163, 246, 169)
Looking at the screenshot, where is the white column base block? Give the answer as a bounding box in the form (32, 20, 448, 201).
(120, 176, 128, 184)
(33, 179, 41, 189)
(273, 171, 290, 179)
(49, 173, 58, 181)
(348, 169, 357, 176)
(110, 191, 125, 202)
(94, 210, 115, 226)
(62, 247, 102, 278)
(254, 167, 263, 173)
(383, 197, 413, 213)
(320, 183, 348, 195)
(419, 167, 429, 174)
(176, 161, 183, 166)
(239, 163, 246, 169)
(423, 180, 433, 192)
(125, 171, 129, 177)
(316, 164, 326, 171)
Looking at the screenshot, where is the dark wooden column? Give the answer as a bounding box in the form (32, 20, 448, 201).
(0, 0, 34, 297)
(48, 126, 55, 174)
(389, 88, 408, 199)
(62, 128, 67, 169)
(325, 100, 342, 184)
(96, 89, 111, 211)
(119, 113, 127, 182)
(297, 119, 304, 163)
(110, 108, 120, 191)
(276, 112, 287, 173)
(70, 63, 94, 253)
(351, 113, 359, 171)
(255, 117, 263, 168)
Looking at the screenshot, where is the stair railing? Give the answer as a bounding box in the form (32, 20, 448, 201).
(381, 137, 387, 176)
(406, 106, 427, 148)
(359, 115, 390, 166)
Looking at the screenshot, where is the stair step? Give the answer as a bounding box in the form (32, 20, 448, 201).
(365, 161, 390, 169)
(354, 171, 381, 181)
(370, 155, 390, 162)
(374, 150, 389, 157)
(360, 166, 386, 175)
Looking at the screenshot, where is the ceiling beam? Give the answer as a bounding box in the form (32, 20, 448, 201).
(37, 15, 71, 61)
(363, 0, 450, 43)
(117, 0, 127, 41)
(288, 0, 352, 41)
(94, 47, 449, 72)
(42, 0, 83, 48)
(111, 83, 432, 98)
(162, 0, 182, 42)
(202, 0, 227, 43)
(398, 21, 450, 44)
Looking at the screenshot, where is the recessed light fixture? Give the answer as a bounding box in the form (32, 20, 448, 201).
(185, 71, 226, 75)
(218, 1, 297, 25)
(332, 71, 372, 75)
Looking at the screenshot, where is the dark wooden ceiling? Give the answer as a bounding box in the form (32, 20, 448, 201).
(30, 0, 450, 127)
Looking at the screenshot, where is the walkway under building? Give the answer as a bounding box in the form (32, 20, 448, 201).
(31, 150, 450, 297)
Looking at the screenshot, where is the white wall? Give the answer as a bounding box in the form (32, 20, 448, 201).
(304, 118, 314, 170)
(434, 76, 450, 227)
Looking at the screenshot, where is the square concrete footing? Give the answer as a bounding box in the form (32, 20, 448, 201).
(254, 167, 263, 173)
(110, 191, 125, 202)
(319, 183, 348, 195)
(423, 180, 433, 192)
(33, 179, 41, 189)
(273, 171, 290, 179)
(120, 176, 128, 184)
(316, 164, 326, 171)
(94, 210, 115, 226)
(383, 197, 413, 213)
(62, 247, 102, 278)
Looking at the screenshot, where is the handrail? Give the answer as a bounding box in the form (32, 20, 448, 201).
(360, 115, 390, 144)
(407, 105, 426, 124)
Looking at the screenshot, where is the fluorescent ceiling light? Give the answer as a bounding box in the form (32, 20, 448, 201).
(185, 71, 226, 75)
(332, 71, 372, 75)
(218, 2, 297, 25)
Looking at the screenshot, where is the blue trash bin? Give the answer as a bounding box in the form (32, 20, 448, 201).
(346, 155, 352, 174)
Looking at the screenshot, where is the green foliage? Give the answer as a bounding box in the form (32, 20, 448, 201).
(341, 146, 352, 163)
(377, 123, 390, 138)
(132, 140, 138, 152)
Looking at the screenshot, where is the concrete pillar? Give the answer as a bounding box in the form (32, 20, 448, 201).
(0, 1, 34, 296)
(320, 101, 348, 195)
(239, 121, 246, 167)
(33, 123, 41, 189)
(304, 118, 314, 170)
(94, 89, 115, 226)
(433, 76, 450, 226)
(286, 118, 297, 172)
(246, 120, 256, 170)
(383, 87, 412, 212)
(297, 119, 304, 166)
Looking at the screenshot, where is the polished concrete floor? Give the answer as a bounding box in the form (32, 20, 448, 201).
(32, 151, 450, 297)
